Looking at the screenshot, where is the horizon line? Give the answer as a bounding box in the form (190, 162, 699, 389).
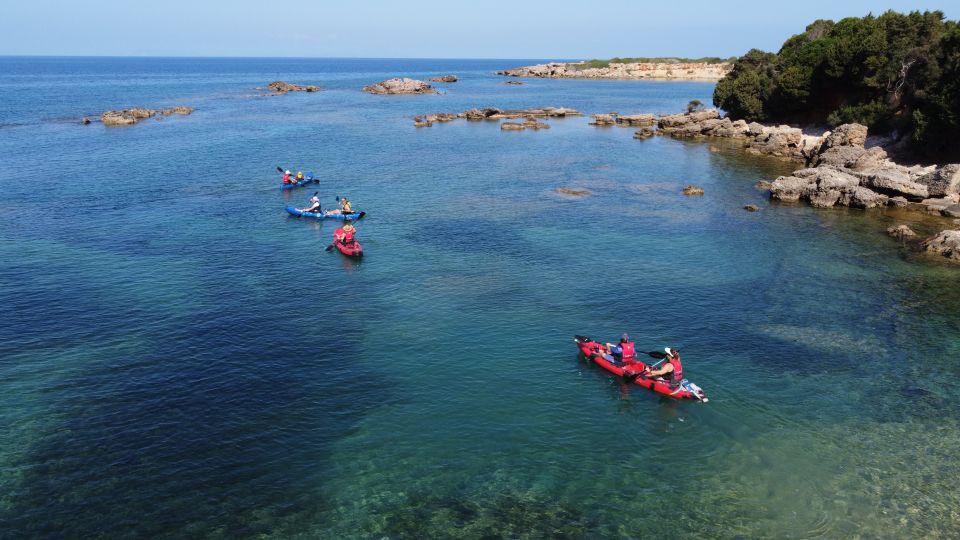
(0, 54, 588, 61)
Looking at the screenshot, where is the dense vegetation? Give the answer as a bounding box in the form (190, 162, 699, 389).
(575, 57, 735, 69)
(713, 10, 960, 159)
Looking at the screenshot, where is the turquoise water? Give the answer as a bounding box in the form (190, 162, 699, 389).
(1, 57, 959, 538)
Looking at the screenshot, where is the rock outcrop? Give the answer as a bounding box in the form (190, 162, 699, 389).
(887, 225, 917, 239)
(498, 61, 732, 81)
(501, 117, 551, 131)
(363, 78, 437, 95)
(922, 229, 960, 260)
(100, 106, 194, 126)
(682, 185, 704, 196)
(429, 75, 458, 83)
(413, 107, 581, 127)
(267, 81, 320, 94)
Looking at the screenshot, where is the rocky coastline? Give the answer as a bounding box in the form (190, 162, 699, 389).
(498, 61, 731, 81)
(99, 106, 194, 126)
(633, 108, 960, 262)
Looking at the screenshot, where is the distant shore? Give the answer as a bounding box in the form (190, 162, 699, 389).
(498, 61, 732, 81)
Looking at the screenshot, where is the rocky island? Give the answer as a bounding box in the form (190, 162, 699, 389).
(413, 107, 581, 128)
(99, 106, 194, 126)
(265, 81, 320, 94)
(363, 78, 437, 95)
(499, 59, 732, 81)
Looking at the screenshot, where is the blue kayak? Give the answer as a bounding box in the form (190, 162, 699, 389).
(280, 172, 316, 191)
(285, 206, 366, 221)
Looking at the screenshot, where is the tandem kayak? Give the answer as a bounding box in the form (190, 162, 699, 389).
(280, 172, 316, 190)
(574, 335, 707, 402)
(285, 207, 366, 221)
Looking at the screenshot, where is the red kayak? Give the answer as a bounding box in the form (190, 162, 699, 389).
(333, 237, 363, 258)
(574, 335, 707, 402)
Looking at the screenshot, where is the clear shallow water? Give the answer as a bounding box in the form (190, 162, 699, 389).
(1, 57, 959, 539)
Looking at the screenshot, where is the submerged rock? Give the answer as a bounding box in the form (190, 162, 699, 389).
(503, 80, 525, 85)
(589, 114, 616, 126)
(429, 75, 458, 83)
(744, 204, 759, 212)
(555, 187, 591, 197)
(682, 185, 705, 196)
(363, 78, 437, 95)
(500, 122, 526, 131)
(887, 225, 917, 239)
(755, 180, 772, 190)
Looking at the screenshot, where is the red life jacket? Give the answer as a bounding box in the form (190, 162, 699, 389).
(667, 355, 683, 381)
(620, 341, 635, 361)
(335, 228, 355, 244)
(283, 173, 292, 184)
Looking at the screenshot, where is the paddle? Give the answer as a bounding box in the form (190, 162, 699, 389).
(624, 354, 669, 382)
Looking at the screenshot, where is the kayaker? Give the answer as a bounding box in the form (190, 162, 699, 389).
(334, 223, 356, 245)
(296, 171, 305, 181)
(297, 192, 321, 213)
(282, 170, 294, 184)
(645, 347, 683, 387)
(326, 196, 353, 216)
(605, 334, 636, 363)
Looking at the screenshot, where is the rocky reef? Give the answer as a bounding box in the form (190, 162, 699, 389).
(363, 78, 437, 95)
(413, 107, 581, 128)
(429, 75, 458, 83)
(589, 113, 656, 127)
(99, 106, 194, 126)
(499, 61, 731, 81)
(266, 81, 320, 94)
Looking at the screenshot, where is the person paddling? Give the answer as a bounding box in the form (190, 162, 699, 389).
(282, 170, 294, 184)
(645, 347, 683, 387)
(297, 192, 321, 213)
(605, 333, 636, 363)
(334, 222, 356, 245)
(296, 170, 305, 182)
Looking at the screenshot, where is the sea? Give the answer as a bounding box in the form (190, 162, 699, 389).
(1, 57, 959, 539)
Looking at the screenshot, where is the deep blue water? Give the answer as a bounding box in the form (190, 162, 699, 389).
(1, 57, 959, 539)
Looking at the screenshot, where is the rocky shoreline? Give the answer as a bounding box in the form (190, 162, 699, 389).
(498, 61, 731, 81)
(265, 81, 320, 95)
(632, 108, 960, 262)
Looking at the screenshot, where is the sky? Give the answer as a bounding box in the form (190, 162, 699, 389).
(1, 0, 957, 59)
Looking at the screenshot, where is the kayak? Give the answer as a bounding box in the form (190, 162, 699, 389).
(334, 238, 363, 258)
(280, 172, 316, 190)
(573, 335, 708, 402)
(285, 207, 365, 221)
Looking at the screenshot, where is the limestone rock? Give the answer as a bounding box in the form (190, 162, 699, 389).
(941, 205, 960, 218)
(464, 107, 503, 120)
(633, 127, 656, 139)
(744, 204, 759, 212)
(429, 75, 458, 83)
(616, 114, 656, 127)
(590, 114, 616, 126)
(888, 196, 909, 208)
(822, 123, 868, 149)
(840, 187, 889, 209)
(363, 78, 437, 95)
(865, 169, 929, 199)
(921, 229, 960, 260)
(100, 106, 193, 126)
(887, 225, 916, 239)
(755, 180, 772, 190)
(267, 81, 320, 93)
(915, 164, 960, 198)
(770, 176, 814, 202)
(682, 185, 705, 196)
(500, 122, 525, 131)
